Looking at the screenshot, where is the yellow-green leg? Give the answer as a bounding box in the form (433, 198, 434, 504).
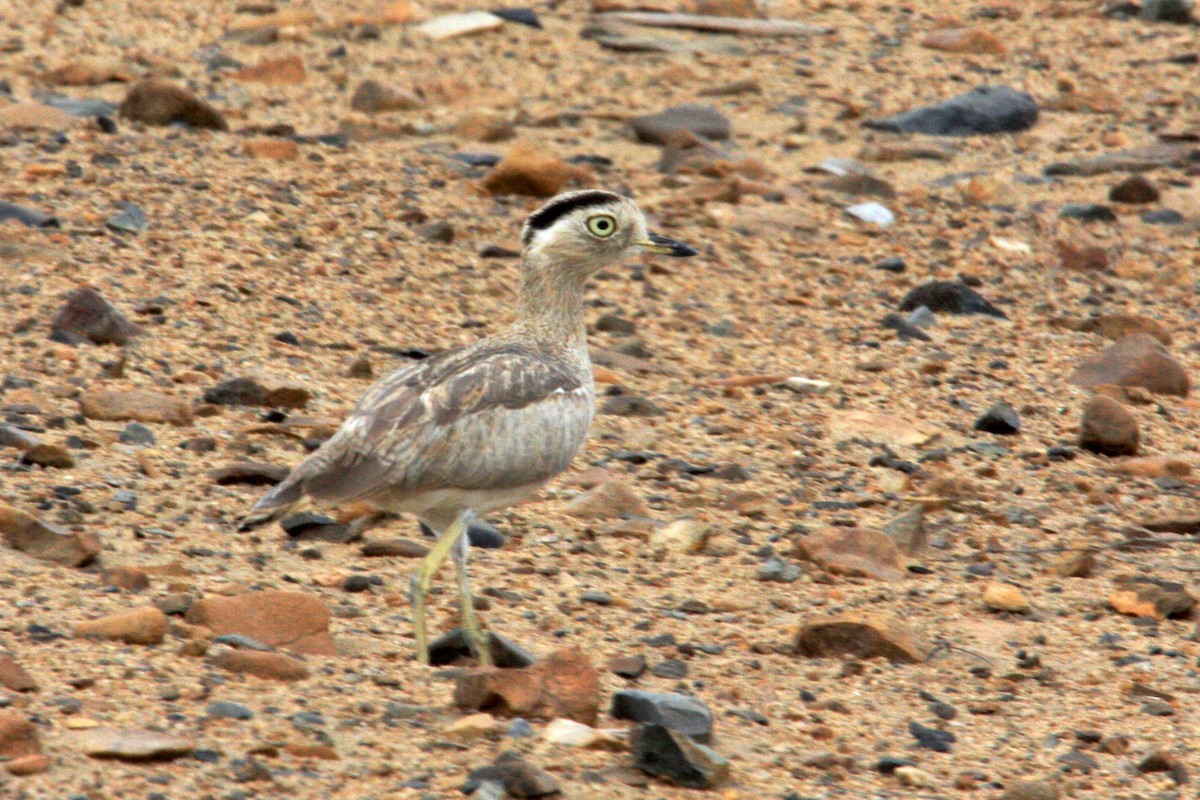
(412, 512, 469, 665)
(454, 531, 493, 667)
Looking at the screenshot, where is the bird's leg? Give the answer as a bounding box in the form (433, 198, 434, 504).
(411, 510, 470, 666)
(452, 522, 493, 667)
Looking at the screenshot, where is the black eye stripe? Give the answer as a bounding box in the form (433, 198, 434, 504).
(522, 190, 624, 245)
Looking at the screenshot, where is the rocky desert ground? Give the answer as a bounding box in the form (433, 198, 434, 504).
(2, 0, 1200, 798)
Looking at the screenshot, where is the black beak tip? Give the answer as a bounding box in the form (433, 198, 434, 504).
(648, 232, 699, 258)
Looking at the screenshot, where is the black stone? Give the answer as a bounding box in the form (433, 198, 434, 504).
(280, 512, 358, 543)
(908, 721, 955, 752)
(899, 281, 1007, 318)
(864, 85, 1038, 136)
(611, 690, 713, 743)
(1141, 0, 1195, 23)
(418, 519, 505, 549)
(874, 756, 916, 774)
(204, 378, 267, 406)
(873, 256, 906, 273)
(491, 7, 542, 27)
(428, 628, 536, 668)
(0, 201, 59, 228)
(630, 724, 729, 789)
(1060, 203, 1117, 222)
(974, 401, 1020, 434)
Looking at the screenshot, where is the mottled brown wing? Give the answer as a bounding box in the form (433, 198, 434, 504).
(253, 342, 591, 512)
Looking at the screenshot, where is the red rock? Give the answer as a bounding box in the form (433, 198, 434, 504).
(483, 140, 591, 197)
(187, 590, 336, 655)
(0, 712, 41, 759)
(921, 27, 1007, 55)
(795, 613, 930, 663)
(455, 109, 515, 142)
(118, 81, 228, 130)
(1079, 395, 1139, 457)
(102, 566, 151, 591)
(21, 443, 74, 469)
(1070, 334, 1189, 397)
(232, 55, 307, 85)
(1082, 314, 1172, 346)
(283, 743, 339, 759)
(5, 753, 51, 775)
(211, 649, 311, 681)
(0, 504, 101, 567)
(75, 607, 167, 645)
(794, 527, 903, 581)
(1055, 240, 1108, 272)
(244, 138, 300, 160)
(454, 648, 601, 725)
(0, 653, 38, 692)
(79, 388, 193, 426)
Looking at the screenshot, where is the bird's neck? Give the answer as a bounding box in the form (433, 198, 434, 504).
(514, 255, 590, 351)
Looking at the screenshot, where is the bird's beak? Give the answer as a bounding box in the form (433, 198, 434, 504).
(639, 232, 698, 258)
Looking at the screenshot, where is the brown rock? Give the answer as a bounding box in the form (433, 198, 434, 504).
(283, 743, 339, 760)
(1079, 395, 1139, 457)
(1055, 240, 1108, 272)
(102, 566, 151, 591)
(79, 388, 193, 426)
(1070, 334, 1189, 397)
(232, 55, 306, 84)
(0, 504, 100, 567)
(454, 647, 600, 724)
(1109, 455, 1191, 479)
(483, 140, 590, 197)
(794, 527, 903, 581)
(882, 506, 926, 555)
(564, 479, 646, 520)
(187, 590, 336, 655)
(1052, 551, 1096, 578)
(983, 582, 1031, 613)
(209, 461, 290, 486)
(0, 653, 38, 692)
(45, 58, 132, 86)
(76, 727, 195, 761)
(921, 27, 1007, 55)
(795, 613, 930, 663)
(118, 80, 228, 130)
(244, 138, 299, 160)
(50, 287, 141, 345)
(690, 0, 760, 16)
(5, 753, 51, 775)
(1108, 174, 1160, 204)
(1081, 314, 1172, 346)
(455, 109, 515, 142)
(1000, 780, 1061, 800)
(75, 607, 167, 645)
(1109, 584, 1196, 620)
(0, 102, 74, 131)
(0, 713, 40, 759)
(360, 538, 429, 558)
(350, 79, 422, 113)
(264, 386, 311, 409)
(211, 649, 310, 681)
(21, 443, 74, 469)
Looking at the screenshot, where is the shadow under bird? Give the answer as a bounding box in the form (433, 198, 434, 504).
(252, 190, 697, 665)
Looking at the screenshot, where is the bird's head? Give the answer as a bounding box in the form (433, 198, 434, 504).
(520, 190, 696, 274)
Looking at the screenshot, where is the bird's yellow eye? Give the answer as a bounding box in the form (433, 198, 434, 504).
(586, 214, 617, 238)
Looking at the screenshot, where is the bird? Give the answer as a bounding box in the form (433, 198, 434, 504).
(252, 190, 697, 666)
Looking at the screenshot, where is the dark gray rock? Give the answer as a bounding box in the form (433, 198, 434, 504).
(106, 202, 148, 234)
(631, 724, 729, 789)
(1142, 209, 1184, 225)
(36, 93, 118, 118)
(908, 720, 955, 752)
(864, 86, 1037, 136)
(600, 395, 665, 417)
(464, 755, 559, 798)
(491, 7, 542, 27)
(118, 422, 156, 446)
(204, 377, 267, 406)
(0, 201, 59, 228)
(1060, 203, 1117, 222)
(611, 690, 713, 743)
(1141, 0, 1194, 23)
(419, 519, 506, 549)
(974, 401, 1020, 434)
(429, 628, 536, 668)
(899, 281, 1006, 318)
(631, 104, 731, 144)
(280, 512, 358, 543)
(208, 701, 253, 720)
(50, 287, 141, 346)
